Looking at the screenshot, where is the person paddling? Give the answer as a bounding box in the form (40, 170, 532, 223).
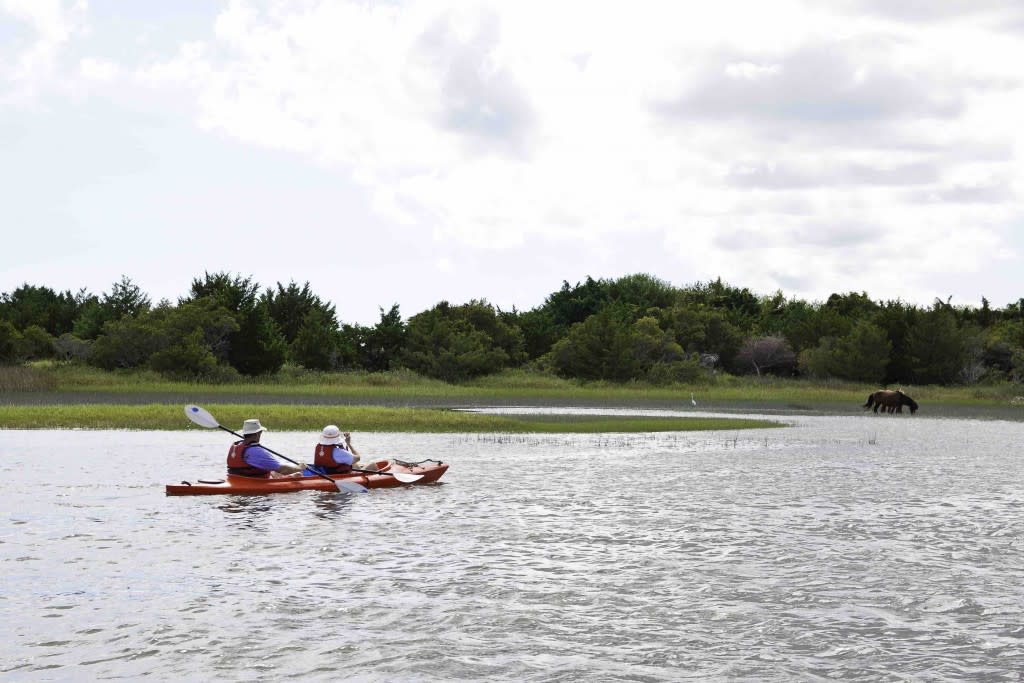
(227, 419, 306, 478)
(306, 425, 379, 476)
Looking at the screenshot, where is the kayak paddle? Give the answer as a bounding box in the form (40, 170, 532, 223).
(349, 467, 423, 483)
(184, 405, 368, 494)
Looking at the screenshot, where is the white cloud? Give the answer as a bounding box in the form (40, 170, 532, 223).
(0, 0, 86, 101)
(78, 56, 118, 81)
(2, 0, 1023, 316)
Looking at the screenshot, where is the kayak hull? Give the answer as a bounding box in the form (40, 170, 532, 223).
(166, 460, 448, 496)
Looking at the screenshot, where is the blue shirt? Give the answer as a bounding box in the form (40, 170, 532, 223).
(303, 445, 355, 476)
(329, 446, 356, 467)
(243, 444, 283, 472)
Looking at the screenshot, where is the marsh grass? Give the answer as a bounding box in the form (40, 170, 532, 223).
(14, 363, 1024, 408)
(0, 403, 780, 432)
(0, 366, 58, 392)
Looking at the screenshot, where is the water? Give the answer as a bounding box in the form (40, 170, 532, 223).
(2, 412, 1023, 681)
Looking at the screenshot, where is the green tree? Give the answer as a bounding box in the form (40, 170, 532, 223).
(800, 321, 890, 383)
(543, 277, 612, 330)
(262, 280, 337, 345)
(0, 321, 19, 363)
(360, 304, 406, 371)
(183, 272, 287, 375)
(824, 291, 879, 319)
(631, 316, 684, 369)
(403, 318, 506, 382)
(513, 307, 560, 360)
(700, 311, 745, 368)
(149, 329, 221, 379)
(105, 275, 151, 319)
(782, 305, 851, 354)
(291, 308, 340, 371)
(88, 317, 164, 370)
(607, 273, 677, 313)
(14, 324, 55, 361)
(72, 298, 107, 340)
(679, 278, 761, 330)
(549, 307, 639, 381)
(0, 284, 83, 335)
(402, 300, 524, 381)
(907, 307, 967, 384)
(150, 298, 239, 364)
(659, 306, 708, 353)
(874, 300, 916, 384)
(72, 277, 149, 340)
(659, 306, 743, 366)
(337, 322, 368, 369)
(232, 305, 288, 375)
(88, 294, 240, 375)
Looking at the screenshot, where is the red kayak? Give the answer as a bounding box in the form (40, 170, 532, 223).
(166, 460, 448, 496)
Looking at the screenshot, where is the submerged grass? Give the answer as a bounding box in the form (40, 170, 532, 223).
(0, 403, 780, 432)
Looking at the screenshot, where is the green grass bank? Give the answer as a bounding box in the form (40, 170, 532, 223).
(2, 364, 1021, 430)
(0, 403, 780, 432)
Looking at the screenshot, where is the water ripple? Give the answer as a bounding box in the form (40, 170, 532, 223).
(1, 417, 1023, 680)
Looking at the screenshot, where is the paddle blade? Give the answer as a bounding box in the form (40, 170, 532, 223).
(335, 479, 368, 493)
(392, 471, 423, 483)
(184, 404, 220, 429)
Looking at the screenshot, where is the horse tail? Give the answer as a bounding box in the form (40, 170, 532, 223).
(862, 393, 875, 409)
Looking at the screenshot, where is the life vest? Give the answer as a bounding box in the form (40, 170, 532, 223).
(313, 444, 353, 474)
(227, 440, 272, 478)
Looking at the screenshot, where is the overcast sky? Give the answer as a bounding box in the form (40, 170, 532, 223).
(2, 1, 1022, 324)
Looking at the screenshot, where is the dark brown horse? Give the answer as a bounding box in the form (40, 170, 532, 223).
(863, 390, 918, 415)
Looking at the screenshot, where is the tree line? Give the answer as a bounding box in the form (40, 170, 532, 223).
(1, 272, 1023, 386)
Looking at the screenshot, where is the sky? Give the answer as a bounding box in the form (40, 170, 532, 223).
(2, 0, 1022, 325)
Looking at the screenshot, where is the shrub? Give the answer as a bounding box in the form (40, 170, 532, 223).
(53, 333, 92, 362)
(646, 359, 704, 385)
(15, 324, 55, 361)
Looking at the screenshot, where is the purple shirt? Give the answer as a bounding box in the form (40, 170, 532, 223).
(329, 446, 356, 466)
(243, 444, 283, 472)
(302, 445, 355, 476)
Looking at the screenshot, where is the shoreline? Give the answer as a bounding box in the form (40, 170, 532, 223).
(0, 402, 784, 432)
(1, 394, 1021, 431)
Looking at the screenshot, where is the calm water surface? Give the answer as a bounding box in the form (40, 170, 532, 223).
(2, 410, 1023, 681)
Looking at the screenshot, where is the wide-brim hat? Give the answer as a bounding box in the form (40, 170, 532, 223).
(241, 418, 267, 435)
(319, 424, 343, 445)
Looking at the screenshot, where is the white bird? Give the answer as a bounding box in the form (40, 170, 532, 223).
(690, 393, 697, 407)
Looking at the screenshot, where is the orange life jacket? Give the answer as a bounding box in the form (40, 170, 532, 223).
(313, 444, 353, 474)
(227, 440, 272, 478)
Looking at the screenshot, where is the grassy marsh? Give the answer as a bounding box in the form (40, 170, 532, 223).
(7, 363, 1024, 405)
(2, 364, 1021, 430)
(0, 403, 780, 432)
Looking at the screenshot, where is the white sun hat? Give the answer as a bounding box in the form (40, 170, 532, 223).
(241, 418, 267, 435)
(319, 424, 343, 445)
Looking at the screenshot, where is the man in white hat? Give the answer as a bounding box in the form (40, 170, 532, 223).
(226, 418, 306, 478)
(308, 424, 379, 475)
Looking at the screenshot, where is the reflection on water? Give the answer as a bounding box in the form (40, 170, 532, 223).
(309, 492, 355, 520)
(217, 497, 279, 531)
(1, 414, 1023, 681)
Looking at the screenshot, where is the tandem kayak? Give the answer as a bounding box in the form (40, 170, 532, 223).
(166, 460, 448, 496)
